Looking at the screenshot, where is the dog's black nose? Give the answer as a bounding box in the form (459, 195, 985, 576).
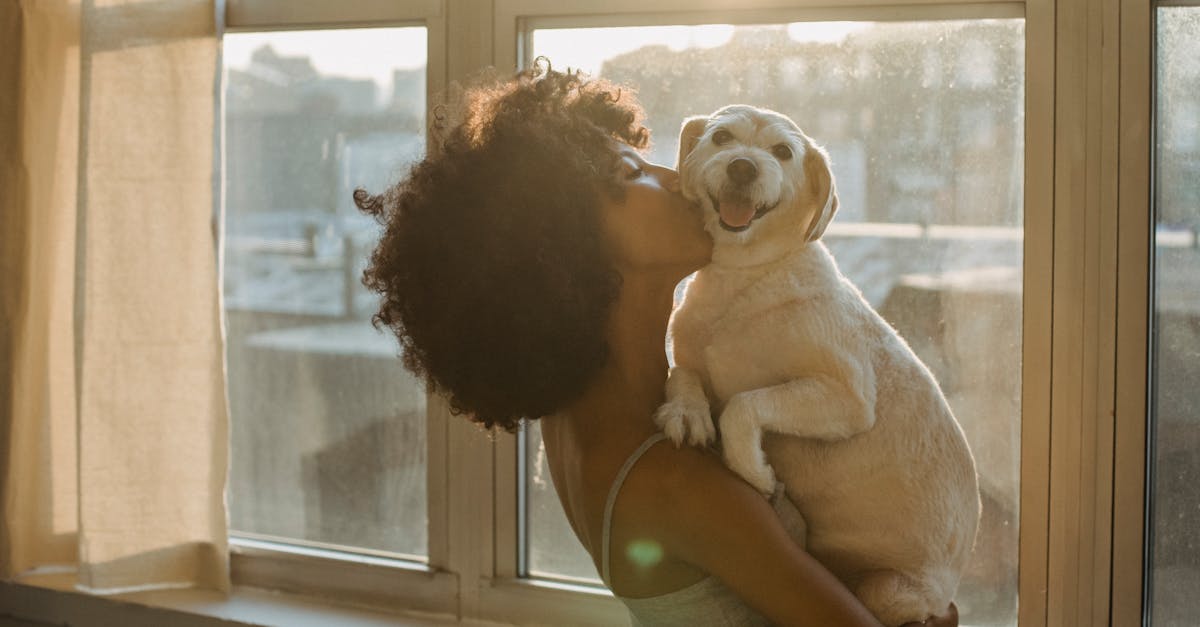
(726, 158, 758, 185)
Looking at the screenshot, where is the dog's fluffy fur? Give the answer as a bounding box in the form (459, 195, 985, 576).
(657, 105, 981, 626)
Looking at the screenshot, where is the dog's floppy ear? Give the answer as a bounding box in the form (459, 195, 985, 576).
(802, 141, 839, 242)
(677, 116, 709, 170)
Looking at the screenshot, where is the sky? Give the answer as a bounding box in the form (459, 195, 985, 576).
(223, 26, 428, 91)
(533, 22, 868, 76)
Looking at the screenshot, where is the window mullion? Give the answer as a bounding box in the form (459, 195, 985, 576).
(1043, 0, 1136, 624)
(1019, 1, 1055, 625)
(424, 6, 452, 578)
(494, 431, 520, 581)
(1110, 0, 1153, 624)
(440, 0, 499, 622)
(425, 393, 452, 572)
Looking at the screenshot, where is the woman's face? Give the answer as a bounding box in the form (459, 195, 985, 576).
(601, 145, 713, 277)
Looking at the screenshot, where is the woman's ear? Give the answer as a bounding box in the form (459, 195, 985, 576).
(677, 116, 709, 170)
(802, 141, 839, 242)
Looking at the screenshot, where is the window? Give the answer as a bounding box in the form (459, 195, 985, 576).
(525, 420, 598, 581)
(1148, 6, 1200, 624)
(523, 20, 1024, 626)
(209, 1, 1174, 625)
(222, 27, 430, 559)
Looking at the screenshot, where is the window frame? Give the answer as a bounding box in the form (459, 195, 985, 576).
(1112, 1, 1152, 625)
(218, 0, 1161, 625)
(1112, 3, 1200, 626)
(491, 3, 1052, 626)
(217, 0, 457, 615)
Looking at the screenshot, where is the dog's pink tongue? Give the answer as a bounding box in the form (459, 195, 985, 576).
(719, 199, 756, 228)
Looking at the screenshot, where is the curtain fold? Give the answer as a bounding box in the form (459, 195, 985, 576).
(1, 0, 84, 581)
(1, 0, 229, 593)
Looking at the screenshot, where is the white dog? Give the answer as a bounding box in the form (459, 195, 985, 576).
(656, 105, 981, 626)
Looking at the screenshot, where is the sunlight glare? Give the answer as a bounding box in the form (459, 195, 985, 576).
(786, 21, 869, 43)
(223, 27, 427, 99)
(533, 25, 733, 77)
(679, 24, 736, 50)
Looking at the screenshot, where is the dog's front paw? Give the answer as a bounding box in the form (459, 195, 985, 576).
(654, 397, 715, 447)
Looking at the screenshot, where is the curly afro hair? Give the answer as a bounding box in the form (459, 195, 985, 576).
(355, 62, 649, 432)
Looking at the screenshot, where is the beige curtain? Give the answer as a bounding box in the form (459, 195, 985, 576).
(1, 0, 229, 592)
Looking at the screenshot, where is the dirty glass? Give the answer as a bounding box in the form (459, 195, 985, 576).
(526, 20, 1024, 627)
(222, 27, 429, 558)
(1149, 7, 1200, 625)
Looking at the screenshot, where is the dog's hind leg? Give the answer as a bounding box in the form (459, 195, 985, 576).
(854, 569, 949, 627)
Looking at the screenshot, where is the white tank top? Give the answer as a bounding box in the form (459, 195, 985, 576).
(600, 433, 808, 626)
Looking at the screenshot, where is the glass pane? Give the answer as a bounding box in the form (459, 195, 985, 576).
(222, 28, 428, 558)
(1150, 7, 1200, 625)
(527, 20, 1024, 626)
(525, 421, 602, 581)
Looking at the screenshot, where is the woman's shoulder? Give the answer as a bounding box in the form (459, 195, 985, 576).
(626, 437, 727, 494)
(603, 436, 743, 596)
(618, 439, 775, 541)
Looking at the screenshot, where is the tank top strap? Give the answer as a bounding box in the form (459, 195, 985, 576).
(601, 432, 669, 587)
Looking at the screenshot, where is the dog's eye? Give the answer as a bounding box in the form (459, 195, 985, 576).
(712, 130, 733, 145)
(772, 144, 793, 160)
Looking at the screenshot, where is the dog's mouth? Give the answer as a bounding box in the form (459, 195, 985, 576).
(709, 192, 780, 233)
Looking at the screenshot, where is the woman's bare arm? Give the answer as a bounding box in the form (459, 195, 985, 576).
(627, 443, 885, 627)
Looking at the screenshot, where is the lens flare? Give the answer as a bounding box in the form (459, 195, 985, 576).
(625, 539, 664, 569)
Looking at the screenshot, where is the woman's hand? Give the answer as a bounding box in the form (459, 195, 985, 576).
(901, 602, 958, 627)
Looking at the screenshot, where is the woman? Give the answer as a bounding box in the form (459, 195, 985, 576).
(356, 63, 957, 627)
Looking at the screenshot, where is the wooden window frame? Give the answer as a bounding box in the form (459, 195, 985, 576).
(220, 0, 1163, 624)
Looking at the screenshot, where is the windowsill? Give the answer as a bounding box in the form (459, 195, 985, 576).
(2, 571, 504, 627)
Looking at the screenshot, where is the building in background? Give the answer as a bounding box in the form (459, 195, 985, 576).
(220, 23, 1200, 624)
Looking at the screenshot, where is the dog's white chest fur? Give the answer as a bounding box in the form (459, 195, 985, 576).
(658, 105, 981, 626)
(674, 246, 841, 406)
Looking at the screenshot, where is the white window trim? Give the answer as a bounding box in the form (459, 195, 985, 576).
(229, 538, 459, 617)
(217, 0, 459, 619)
(217, 0, 1166, 625)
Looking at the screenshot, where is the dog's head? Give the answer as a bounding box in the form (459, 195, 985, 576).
(677, 105, 838, 256)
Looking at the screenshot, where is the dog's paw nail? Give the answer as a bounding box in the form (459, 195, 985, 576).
(686, 425, 712, 447)
(656, 411, 688, 446)
(663, 423, 684, 446)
